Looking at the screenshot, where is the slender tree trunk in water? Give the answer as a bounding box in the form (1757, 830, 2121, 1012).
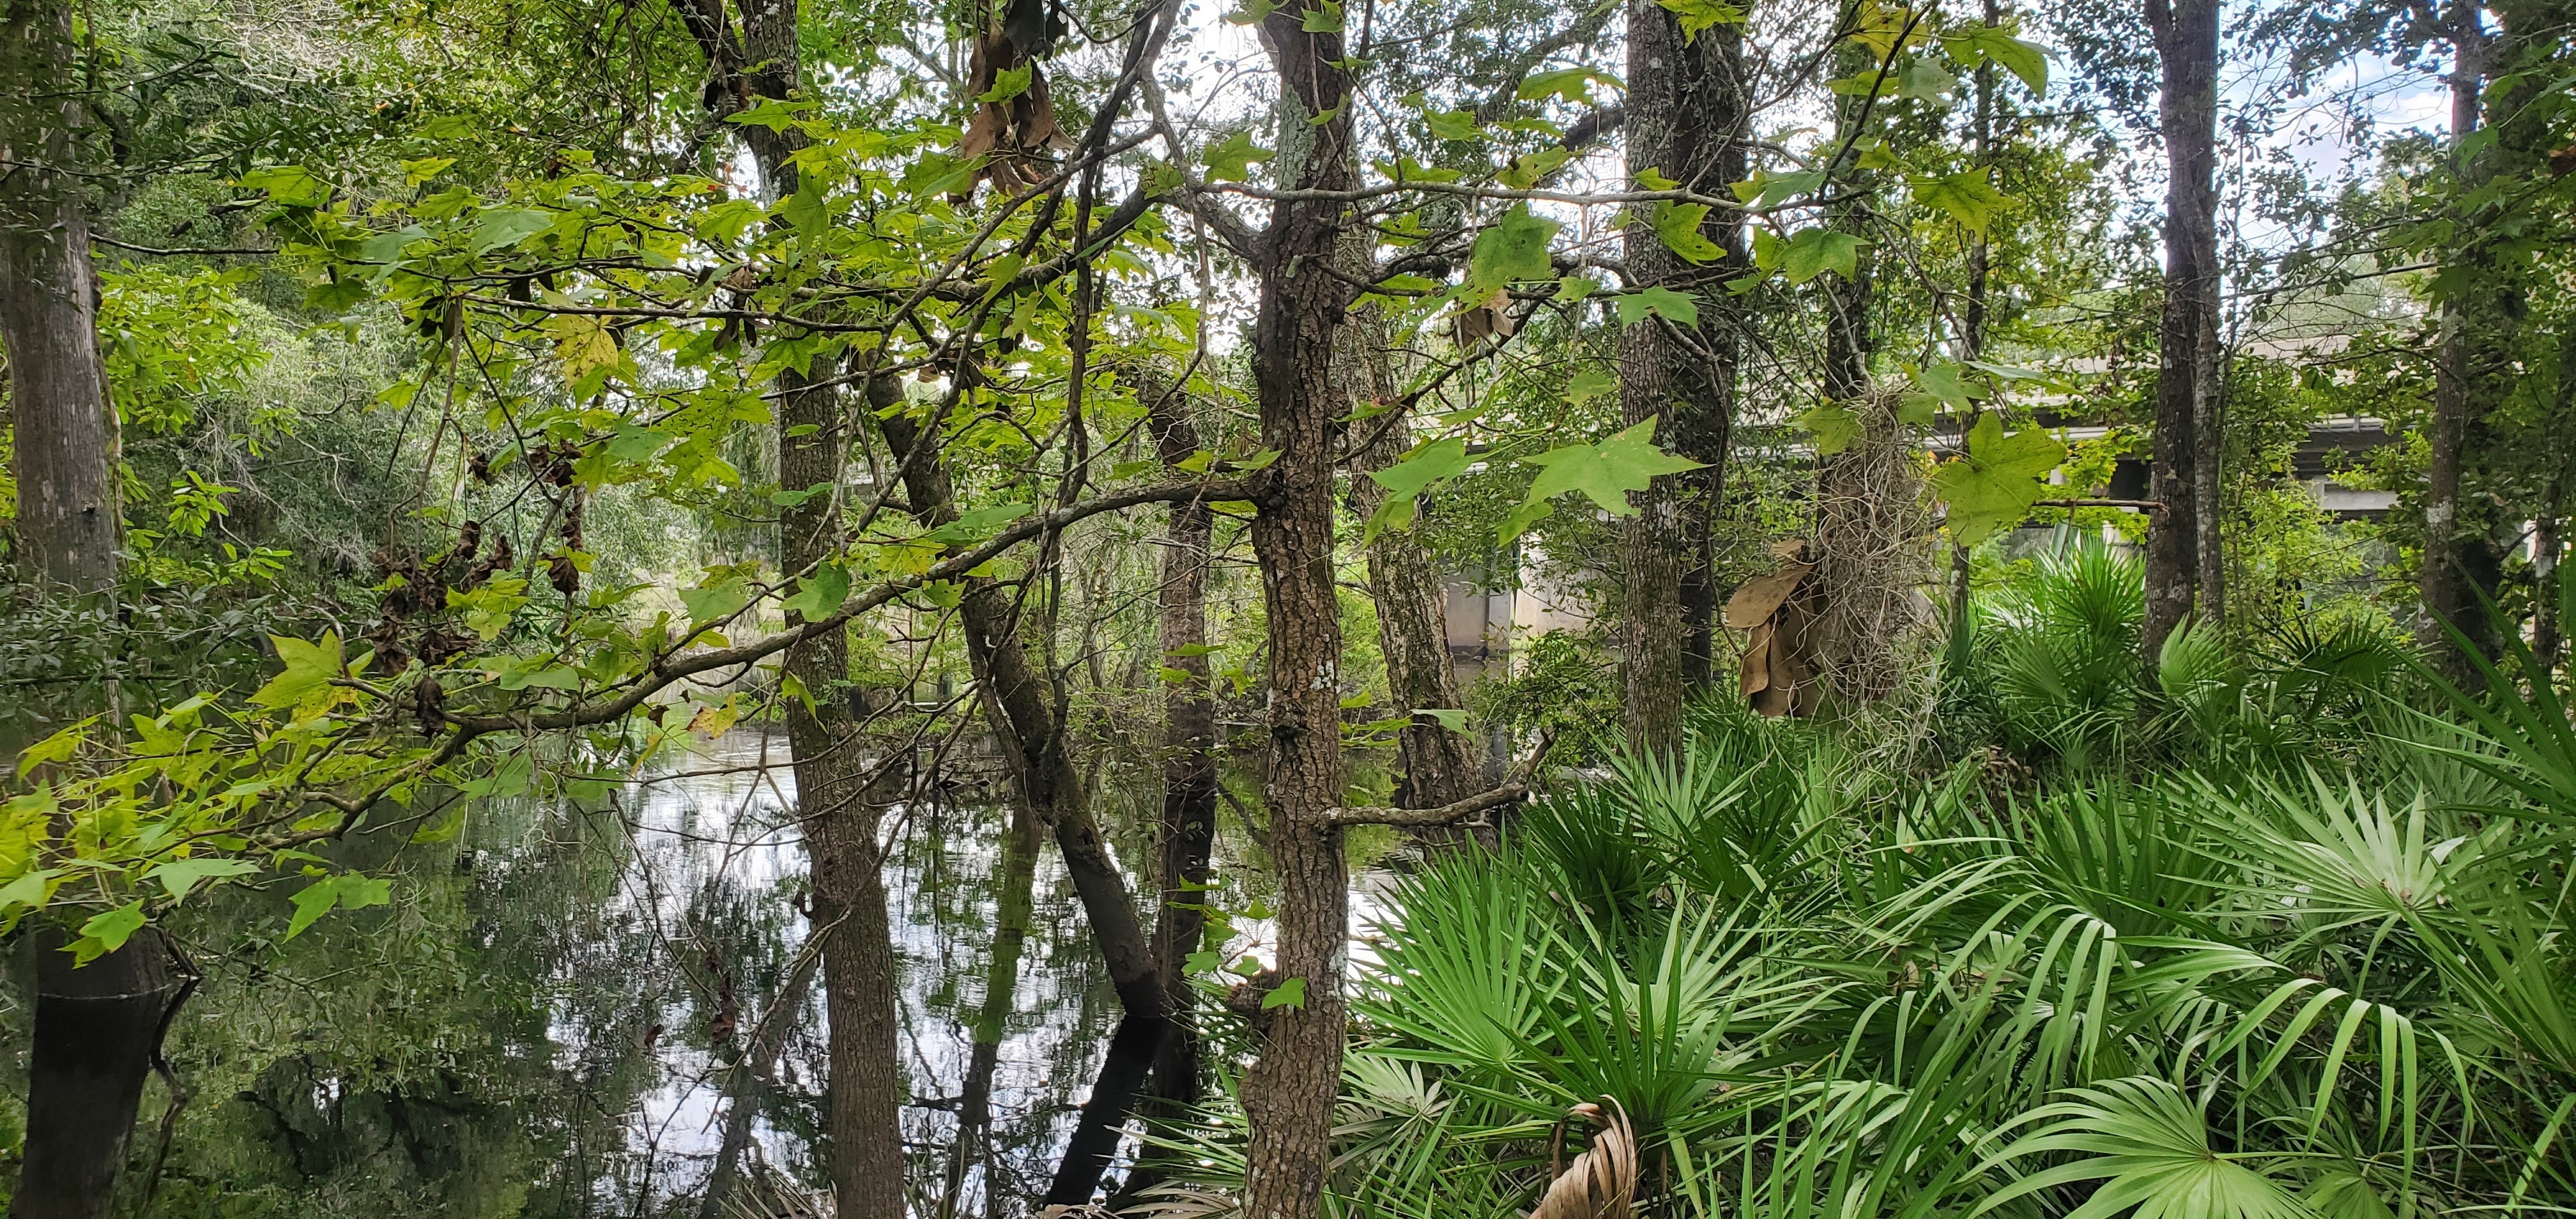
(11, 927, 186, 1219)
(937, 784, 1039, 1218)
(1619, 0, 1745, 755)
(876, 398, 1168, 1206)
(1, 0, 118, 593)
(699, 948, 821, 1219)
(2143, 0, 2218, 663)
(1146, 387, 1218, 1110)
(1340, 317, 1477, 815)
(1242, 10, 1357, 1216)
(2423, 2, 2494, 677)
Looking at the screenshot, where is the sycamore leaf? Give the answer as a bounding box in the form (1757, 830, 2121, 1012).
(544, 313, 623, 381)
(1652, 202, 1727, 264)
(925, 501, 1034, 546)
(1262, 976, 1309, 1009)
(1425, 109, 1482, 141)
(1929, 412, 2067, 545)
(69, 903, 147, 965)
(1517, 417, 1705, 526)
(1184, 949, 1224, 974)
(1614, 286, 1698, 326)
(781, 562, 851, 622)
(1363, 437, 1473, 542)
(468, 208, 555, 253)
(1498, 147, 1571, 188)
(1567, 368, 1615, 402)
(780, 183, 829, 234)
(1781, 227, 1862, 284)
(1418, 707, 1468, 732)
(251, 632, 344, 710)
(1204, 132, 1273, 182)
(0, 869, 65, 915)
(1519, 67, 1605, 104)
(1912, 361, 1989, 410)
(679, 577, 753, 625)
(1468, 207, 1561, 291)
(286, 873, 393, 940)
(976, 63, 1033, 103)
(1913, 169, 2007, 233)
(1948, 26, 2049, 95)
(1299, 0, 1342, 31)
(1657, 0, 1744, 41)
(1797, 403, 1866, 456)
(150, 857, 259, 902)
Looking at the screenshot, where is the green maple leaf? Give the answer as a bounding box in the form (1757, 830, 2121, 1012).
(1425, 109, 1480, 141)
(1510, 417, 1706, 540)
(1468, 206, 1560, 291)
(1930, 413, 2066, 545)
(286, 873, 392, 940)
(69, 903, 147, 965)
(1615, 286, 1698, 326)
(1652, 202, 1726, 264)
(976, 63, 1034, 103)
(1781, 227, 1862, 284)
(150, 857, 259, 902)
(1913, 169, 2007, 233)
(251, 632, 344, 710)
(780, 561, 851, 622)
(678, 576, 753, 625)
(1797, 403, 1865, 456)
(1911, 360, 1988, 410)
(1204, 131, 1273, 182)
(1947, 26, 2049, 95)
(1656, 0, 1744, 42)
(1261, 976, 1308, 1010)
(1299, 0, 1342, 31)
(1363, 437, 1473, 542)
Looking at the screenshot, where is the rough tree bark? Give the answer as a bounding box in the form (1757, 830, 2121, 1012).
(2421, 0, 2496, 677)
(671, 0, 910, 1206)
(1146, 383, 1218, 1110)
(1240, 7, 1358, 1216)
(2143, 0, 2220, 664)
(1619, 0, 1747, 755)
(12, 928, 188, 1219)
(1340, 314, 1478, 814)
(1, 0, 118, 593)
(3, 8, 194, 1212)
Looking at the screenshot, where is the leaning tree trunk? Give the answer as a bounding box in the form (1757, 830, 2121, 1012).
(2143, 0, 2220, 664)
(1, 0, 118, 594)
(1618, 0, 1746, 754)
(1241, 8, 1358, 1216)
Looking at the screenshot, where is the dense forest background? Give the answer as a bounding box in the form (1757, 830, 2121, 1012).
(3, 0, 2576, 1213)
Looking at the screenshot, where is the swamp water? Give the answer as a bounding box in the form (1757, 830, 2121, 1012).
(89, 731, 1390, 1219)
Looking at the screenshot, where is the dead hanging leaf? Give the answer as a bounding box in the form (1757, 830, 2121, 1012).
(1726, 545, 1822, 718)
(1455, 288, 1517, 346)
(1528, 1100, 1638, 1219)
(956, 26, 1077, 201)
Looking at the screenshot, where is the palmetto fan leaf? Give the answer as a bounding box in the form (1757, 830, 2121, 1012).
(1975, 1077, 2317, 1219)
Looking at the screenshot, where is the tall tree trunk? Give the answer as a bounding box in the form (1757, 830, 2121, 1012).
(1619, 0, 1746, 754)
(11, 928, 187, 1219)
(1241, 9, 1357, 1216)
(1340, 318, 1478, 814)
(2421, 0, 2495, 677)
(2143, 0, 2219, 663)
(1, 10, 187, 1213)
(779, 361, 908, 1219)
(1146, 385, 1218, 1110)
(1, 0, 118, 592)
(710, 4, 910, 1206)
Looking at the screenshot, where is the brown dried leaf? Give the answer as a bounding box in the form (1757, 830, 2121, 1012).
(1722, 560, 1813, 629)
(1528, 1101, 1637, 1219)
